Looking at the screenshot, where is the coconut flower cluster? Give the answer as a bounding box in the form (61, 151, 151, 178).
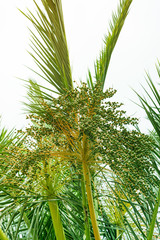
(1, 83, 154, 198)
(26, 84, 154, 196)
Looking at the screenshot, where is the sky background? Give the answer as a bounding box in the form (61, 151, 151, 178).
(0, 0, 160, 132)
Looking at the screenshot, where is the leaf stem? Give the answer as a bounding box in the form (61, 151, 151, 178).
(0, 227, 9, 240)
(81, 134, 101, 240)
(48, 200, 66, 240)
(82, 161, 101, 240)
(81, 177, 91, 240)
(147, 185, 160, 240)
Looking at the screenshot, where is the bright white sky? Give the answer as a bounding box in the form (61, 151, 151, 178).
(0, 0, 160, 132)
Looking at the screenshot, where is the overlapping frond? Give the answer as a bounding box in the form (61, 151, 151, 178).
(23, 79, 57, 114)
(136, 61, 160, 240)
(0, 128, 14, 155)
(94, 0, 133, 90)
(20, 0, 73, 96)
(0, 120, 21, 156)
(99, 170, 160, 240)
(137, 61, 160, 138)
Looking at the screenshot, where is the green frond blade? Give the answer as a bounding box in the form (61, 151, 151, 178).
(21, 0, 73, 96)
(94, 0, 133, 90)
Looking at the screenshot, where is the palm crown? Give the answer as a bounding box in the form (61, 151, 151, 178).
(0, 1, 159, 240)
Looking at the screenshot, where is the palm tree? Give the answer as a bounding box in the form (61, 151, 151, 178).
(21, 1, 133, 238)
(1, 1, 157, 240)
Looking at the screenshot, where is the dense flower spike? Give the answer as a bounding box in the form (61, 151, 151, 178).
(2, 84, 153, 198)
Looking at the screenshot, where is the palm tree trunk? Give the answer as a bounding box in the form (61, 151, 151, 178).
(81, 177, 91, 240)
(0, 227, 9, 240)
(48, 200, 66, 240)
(147, 185, 160, 240)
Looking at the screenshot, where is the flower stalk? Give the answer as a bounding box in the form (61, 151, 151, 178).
(81, 177, 91, 240)
(48, 200, 66, 240)
(81, 134, 101, 240)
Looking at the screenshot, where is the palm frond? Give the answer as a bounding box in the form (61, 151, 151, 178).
(20, 0, 73, 97)
(0, 126, 16, 155)
(137, 62, 160, 138)
(0, 179, 90, 240)
(94, 0, 133, 90)
(136, 61, 160, 240)
(100, 171, 160, 240)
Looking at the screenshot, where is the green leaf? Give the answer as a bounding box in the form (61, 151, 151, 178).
(94, 0, 133, 90)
